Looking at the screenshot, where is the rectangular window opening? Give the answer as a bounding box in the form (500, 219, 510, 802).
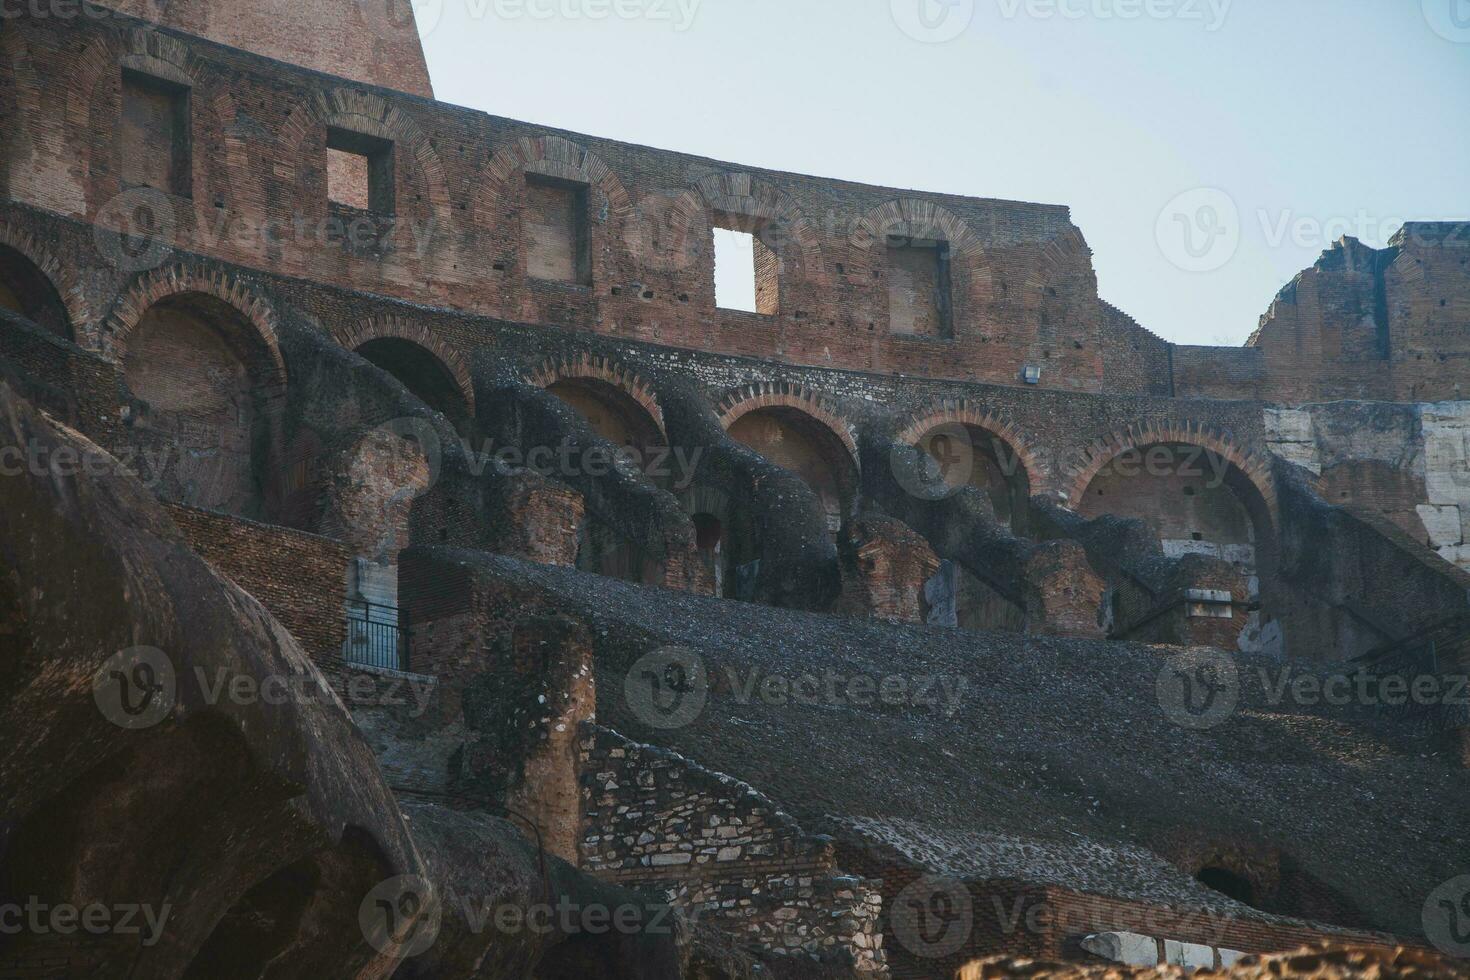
(524, 174, 591, 285)
(713, 216, 778, 315)
(887, 235, 953, 338)
(120, 69, 191, 198)
(326, 127, 395, 214)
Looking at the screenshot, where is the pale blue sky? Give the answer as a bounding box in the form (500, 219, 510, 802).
(417, 0, 1470, 345)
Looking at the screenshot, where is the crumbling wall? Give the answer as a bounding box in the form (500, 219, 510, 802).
(580, 726, 885, 973)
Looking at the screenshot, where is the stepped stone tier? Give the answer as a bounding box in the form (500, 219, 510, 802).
(0, 5, 1466, 979)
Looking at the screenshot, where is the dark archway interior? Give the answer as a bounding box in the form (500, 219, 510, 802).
(1197, 866, 1256, 906)
(356, 337, 470, 430)
(122, 293, 278, 518)
(0, 245, 72, 340)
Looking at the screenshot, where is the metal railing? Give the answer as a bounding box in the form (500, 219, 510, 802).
(342, 600, 410, 671)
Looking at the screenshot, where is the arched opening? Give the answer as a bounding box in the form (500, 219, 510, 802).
(1196, 866, 1256, 907)
(1078, 442, 1259, 576)
(0, 245, 72, 339)
(917, 422, 1032, 533)
(692, 512, 725, 595)
(355, 337, 470, 432)
(727, 406, 856, 532)
(545, 377, 665, 484)
(122, 293, 280, 518)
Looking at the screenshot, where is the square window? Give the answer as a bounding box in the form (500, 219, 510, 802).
(713, 215, 778, 314)
(524, 174, 591, 284)
(326, 128, 395, 214)
(887, 236, 953, 338)
(120, 69, 191, 197)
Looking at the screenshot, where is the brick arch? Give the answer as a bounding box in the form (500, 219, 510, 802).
(896, 400, 1043, 495)
(104, 266, 287, 391)
(716, 384, 859, 465)
(474, 134, 633, 227)
(70, 30, 245, 215)
(694, 172, 824, 278)
(1063, 423, 1278, 527)
(524, 354, 665, 436)
(0, 221, 92, 343)
(337, 317, 475, 416)
(277, 87, 451, 213)
(849, 198, 986, 262)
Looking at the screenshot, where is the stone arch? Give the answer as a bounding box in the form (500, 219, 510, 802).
(850, 198, 986, 263)
(0, 222, 89, 342)
(278, 87, 451, 215)
(476, 135, 632, 222)
(851, 198, 993, 338)
(107, 268, 287, 518)
(1064, 423, 1276, 521)
(694, 171, 824, 281)
(897, 400, 1043, 530)
(525, 354, 665, 438)
(338, 317, 475, 422)
(105, 266, 286, 387)
(473, 135, 633, 289)
(71, 30, 246, 216)
(717, 384, 859, 527)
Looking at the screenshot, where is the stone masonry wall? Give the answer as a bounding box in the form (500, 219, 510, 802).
(580, 725, 885, 972)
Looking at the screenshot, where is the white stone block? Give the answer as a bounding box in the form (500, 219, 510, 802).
(1163, 939, 1214, 970)
(1264, 407, 1315, 443)
(1218, 949, 1247, 967)
(1417, 505, 1463, 547)
(1080, 932, 1159, 967)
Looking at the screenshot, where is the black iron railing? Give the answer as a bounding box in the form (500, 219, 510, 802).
(343, 601, 410, 671)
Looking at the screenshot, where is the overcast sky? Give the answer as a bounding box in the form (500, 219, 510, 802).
(414, 0, 1470, 345)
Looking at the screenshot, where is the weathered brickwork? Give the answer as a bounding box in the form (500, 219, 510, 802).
(165, 501, 349, 655)
(580, 726, 886, 972)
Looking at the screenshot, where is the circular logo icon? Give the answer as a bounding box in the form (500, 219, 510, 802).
(93, 188, 176, 274)
(1425, 875, 1470, 959)
(360, 875, 441, 957)
(890, 425, 974, 501)
(376, 416, 444, 491)
(1156, 647, 1240, 730)
(1423, 0, 1470, 43)
(1155, 188, 1240, 273)
(891, 0, 975, 43)
(362, 0, 445, 38)
(93, 646, 177, 730)
(624, 646, 709, 730)
(890, 876, 973, 959)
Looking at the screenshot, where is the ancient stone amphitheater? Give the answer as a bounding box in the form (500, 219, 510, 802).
(0, 3, 1466, 978)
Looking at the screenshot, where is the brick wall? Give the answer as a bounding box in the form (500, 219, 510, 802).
(580, 725, 885, 972)
(166, 502, 349, 656)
